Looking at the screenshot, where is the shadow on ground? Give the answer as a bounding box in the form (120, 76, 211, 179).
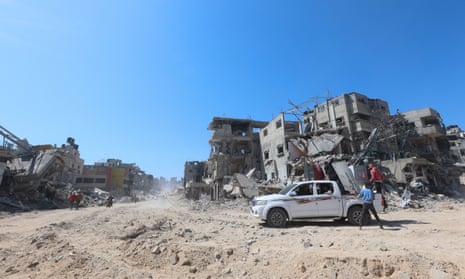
(259, 218, 430, 229)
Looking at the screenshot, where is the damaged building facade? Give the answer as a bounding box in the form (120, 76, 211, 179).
(380, 108, 450, 188)
(185, 92, 465, 200)
(184, 161, 209, 199)
(203, 117, 267, 199)
(259, 113, 301, 183)
(447, 125, 465, 165)
(305, 92, 390, 153)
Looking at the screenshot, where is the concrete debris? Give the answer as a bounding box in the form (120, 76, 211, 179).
(0, 196, 26, 211)
(184, 92, 465, 204)
(289, 133, 345, 157)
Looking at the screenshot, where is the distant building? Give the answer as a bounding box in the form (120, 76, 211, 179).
(184, 161, 209, 199)
(184, 161, 206, 186)
(75, 159, 147, 195)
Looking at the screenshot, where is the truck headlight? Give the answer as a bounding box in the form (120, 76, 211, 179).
(255, 200, 267, 206)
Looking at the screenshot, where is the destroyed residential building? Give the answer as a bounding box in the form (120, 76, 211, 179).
(259, 113, 301, 183)
(379, 108, 451, 189)
(401, 108, 450, 164)
(304, 92, 390, 153)
(273, 92, 391, 183)
(184, 161, 209, 199)
(447, 125, 465, 165)
(184, 92, 465, 200)
(1, 124, 158, 211)
(1, 124, 85, 209)
(201, 117, 268, 199)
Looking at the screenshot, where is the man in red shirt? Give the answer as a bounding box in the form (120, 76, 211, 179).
(68, 191, 77, 210)
(368, 163, 387, 212)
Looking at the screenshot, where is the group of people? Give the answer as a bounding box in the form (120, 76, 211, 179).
(68, 190, 83, 210)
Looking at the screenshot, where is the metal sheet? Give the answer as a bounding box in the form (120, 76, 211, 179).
(332, 161, 362, 192)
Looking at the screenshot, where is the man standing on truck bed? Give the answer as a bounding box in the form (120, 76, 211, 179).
(368, 162, 387, 212)
(358, 184, 384, 230)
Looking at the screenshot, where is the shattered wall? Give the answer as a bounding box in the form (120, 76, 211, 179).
(259, 113, 301, 182)
(381, 157, 440, 187)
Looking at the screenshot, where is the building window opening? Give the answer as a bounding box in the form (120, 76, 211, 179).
(264, 151, 270, 160)
(277, 144, 284, 156)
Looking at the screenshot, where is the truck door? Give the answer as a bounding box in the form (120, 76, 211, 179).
(288, 182, 318, 218)
(315, 182, 343, 217)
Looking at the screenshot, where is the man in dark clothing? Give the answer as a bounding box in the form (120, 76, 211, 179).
(358, 184, 383, 230)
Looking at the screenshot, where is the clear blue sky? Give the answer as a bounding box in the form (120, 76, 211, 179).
(1, 1, 464, 179)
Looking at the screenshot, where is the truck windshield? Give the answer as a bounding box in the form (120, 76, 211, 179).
(278, 184, 297, 195)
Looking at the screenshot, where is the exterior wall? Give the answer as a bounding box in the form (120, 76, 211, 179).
(260, 113, 302, 182)
(402, 108, 445, 137)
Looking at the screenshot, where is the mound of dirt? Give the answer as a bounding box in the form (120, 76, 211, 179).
(1, 194, 464, 278)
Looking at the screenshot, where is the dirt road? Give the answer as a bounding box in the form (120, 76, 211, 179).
(1, 195, 464, 278)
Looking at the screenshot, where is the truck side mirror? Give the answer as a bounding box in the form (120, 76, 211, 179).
(289, 191, 297, 197)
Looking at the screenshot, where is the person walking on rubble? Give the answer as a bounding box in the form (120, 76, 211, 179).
(358, 184, 383, 230)
(368, 162, 387, 212)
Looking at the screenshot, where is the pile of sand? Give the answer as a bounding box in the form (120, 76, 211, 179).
(1, 194, 464, 278)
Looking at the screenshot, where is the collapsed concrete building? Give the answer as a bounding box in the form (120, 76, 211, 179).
(184, 92, 465, 200)
(401, 108, 450, 163)
(447, 125, 465, 166)
(205, 117, 268, 199)
(184, 117, 268, 199)
(1, 124, 84, 210)
(0, 124, 158, 210)
(184, 161, 209, 200)
(378, 108, 451, 189)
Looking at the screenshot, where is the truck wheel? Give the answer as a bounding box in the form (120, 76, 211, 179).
(267, 208, 287, 227)
(348, 206, 370, 226)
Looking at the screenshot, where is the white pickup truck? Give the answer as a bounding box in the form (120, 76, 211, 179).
(249, 180, 382, 227)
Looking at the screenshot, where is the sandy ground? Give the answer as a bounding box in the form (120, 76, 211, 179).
(0, 194, 464, 279)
